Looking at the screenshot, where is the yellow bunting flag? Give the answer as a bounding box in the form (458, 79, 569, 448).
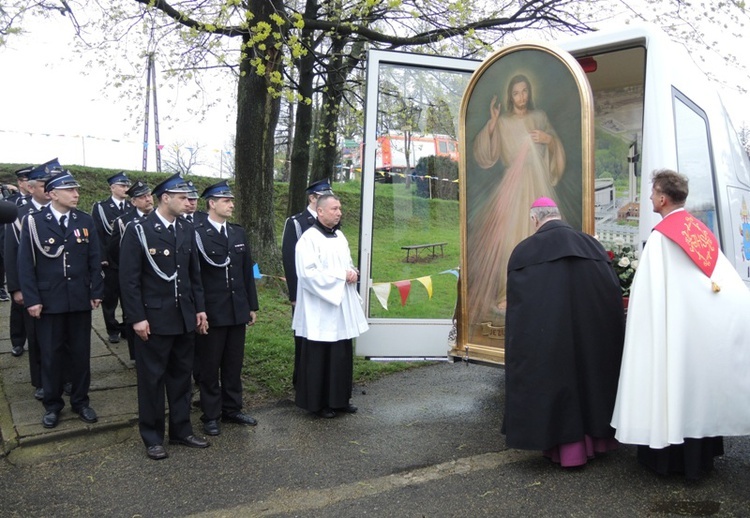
(416, 276, 433, 299)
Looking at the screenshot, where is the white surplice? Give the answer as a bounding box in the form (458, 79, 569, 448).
(292, 225, 369, 342)
(611, 225, 750, 448)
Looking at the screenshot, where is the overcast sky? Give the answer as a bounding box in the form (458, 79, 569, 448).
(1, 9, 748, 176)
(0, 15, 236, 176)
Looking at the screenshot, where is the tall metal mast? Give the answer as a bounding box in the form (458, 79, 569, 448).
(142, 53, 163, 172)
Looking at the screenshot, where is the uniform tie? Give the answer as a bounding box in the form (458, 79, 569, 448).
(118, 202, 124, 212)
(186, 214, 193, 224)
(220, 225, 226, 237)
(167, 224, 174, 234)
(59, 214, 67, 233)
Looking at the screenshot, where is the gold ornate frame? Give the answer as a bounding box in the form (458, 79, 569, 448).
(452, 41, 595, 365)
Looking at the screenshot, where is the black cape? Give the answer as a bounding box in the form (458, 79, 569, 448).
(502, 220, 625, 450)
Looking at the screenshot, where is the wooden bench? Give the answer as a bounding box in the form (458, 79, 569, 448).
(401, 242, 447, 262)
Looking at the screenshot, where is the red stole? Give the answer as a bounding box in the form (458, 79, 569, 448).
(654, 210, 718, 278)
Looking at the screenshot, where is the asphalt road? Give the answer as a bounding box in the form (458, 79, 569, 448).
(1, 362, 750, 517)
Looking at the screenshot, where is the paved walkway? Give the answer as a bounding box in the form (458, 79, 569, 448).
(0, 300, 138, 452)
(3, 298, 750, 515)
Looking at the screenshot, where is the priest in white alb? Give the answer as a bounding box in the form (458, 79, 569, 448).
(611, 169, 750, 479)
(292, 193, 369, 419)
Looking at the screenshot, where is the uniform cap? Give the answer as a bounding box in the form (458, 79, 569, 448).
(305, 179, 333, 195)
(531, 197, 557, 208)
(45, 171, 80, 192)
(152, 173, 192, 197)
(187, 180, 199, 200)
(107, 171, 131, 186)
(14, 166, 33, 179)
(200, 180, 234, 199)
(28, 158, 63, 181)
(126, 180, 151, 198)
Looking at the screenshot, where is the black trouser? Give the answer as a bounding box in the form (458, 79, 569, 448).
(123, 323, 136, 360)
(36, 311, 92, 413)
(21, 305, 43, 389)
(134, 331, 195, 447)
(10, 298, 26, 349)
(0, 232, 5, 291)
(291, 306, 301, 389)
(197, 324, 246, 420)
(101, 266, 122, 334)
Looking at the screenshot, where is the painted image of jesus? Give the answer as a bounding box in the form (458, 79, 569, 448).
(467, 73, 566, 319)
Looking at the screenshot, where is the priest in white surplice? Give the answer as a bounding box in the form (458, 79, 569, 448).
(292, 193, 369, 418)
(611, 169, 750, 479)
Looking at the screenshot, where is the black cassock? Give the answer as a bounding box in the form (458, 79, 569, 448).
(295, 338, 353, 413)
(502, 219, 625, 451)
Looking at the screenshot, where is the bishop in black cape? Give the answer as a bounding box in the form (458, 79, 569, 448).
(502, 214, 625, 464)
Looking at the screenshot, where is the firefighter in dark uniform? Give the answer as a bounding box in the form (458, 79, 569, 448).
(281, 179, 334, 387)
(18, 170, 103, 429)
(107, 180, 154, 360)
(4, 166, 32, 206)
(5, 162, 54, 400)
(119, 173, 209, 460)
(4, 166, 33, 358)
(182, 180, 207, 389)
(92, 171, 133, 344)
(194, 180, 259, 436)
(1, 168, 32, 303)
(182, 181, 208, 226)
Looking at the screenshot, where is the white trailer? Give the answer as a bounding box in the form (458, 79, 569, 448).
(356, 24, 750, 362)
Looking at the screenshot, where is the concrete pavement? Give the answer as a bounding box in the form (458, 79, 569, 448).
(2, 300, 750, 516)
(0, 300, 137, 452)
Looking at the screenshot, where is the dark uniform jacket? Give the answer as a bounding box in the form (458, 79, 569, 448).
(17, 207, 104, 313)
(183, 211, 208, 227)
(4, 202, 43, 293)
(6, 192, 29, 207)
(195, 220, 259, 327)
(119, 211, 205, 335)
(107, 209, 143, 269)
(92, 197, 132, 264)
(281, 207, 316, 302)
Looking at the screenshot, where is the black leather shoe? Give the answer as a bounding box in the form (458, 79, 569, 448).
(11, 345, 24, 357)
(222, 412, 257, 426)
(316, 408, 336, 419)
(77, 406, 98, 423)
(337, 404, 358, 414)
(108, 333, 121, 343)
(203, 419, 221, 436)
(42, 411, 59, 428)
(169, 435, 209, 448)
(34, 387, 44, 401)
(146, 445, 168, 460)
(63, 382, 72, 396)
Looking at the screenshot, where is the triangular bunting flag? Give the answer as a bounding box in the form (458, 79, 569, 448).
(253, 263, 261, 279)
(416, 276, 433, 299)
(439, 268, 460, 278)
(371, 283, 391, 310)
(393, 280, 412, 306)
